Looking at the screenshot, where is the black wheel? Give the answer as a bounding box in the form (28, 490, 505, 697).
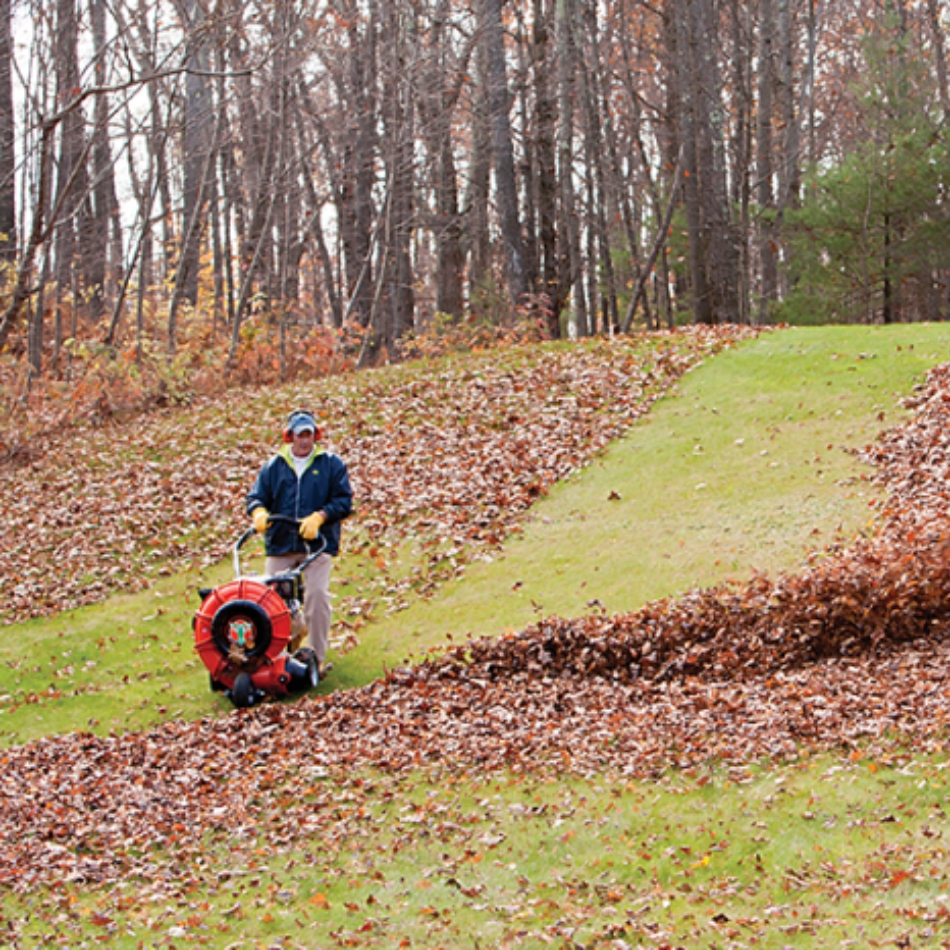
(211, 600, 273, 659)
(231, 672, 255, 708)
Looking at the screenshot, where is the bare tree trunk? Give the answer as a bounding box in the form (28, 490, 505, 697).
(433, 123, 465, 320)
(804, 0, 819, 165)
(671, 0, 711, 324)
(584, 166, 597, 334)
(556, 0, 584, 336)
(167, 0, 214, 352)
(580, 0, 617, 333)
(376, 0, 415, 353)
(0, 119, 56, 349)
(926, 0, 950, 122)
(53, 0, 92, 336)
(128, 2, 175, 288)
(532, 0, 559, 334)
(467, 34, 492, 303)
(88, 0, 118, 323)
(617, 9, 655, 327)
(104, 98, 165, 348)
(601, 11, 642, 329)
(229, 80, 284, 361)
(209, 161, 223, 342)
(220, 147, 237, 333)
(730, 0, 752, 326)
(335, 7, 378, 328)
(621, 151, 683, 333)
(293, 96, 343, 327)
(0, 0, 15, 269)
(28, 253, 52, 374)
(416, 0, 470, 321)
(483, 0, 527, 306)
(693, 0, 739, 323)
(672, 0, 739, 325)
(757, 0, 778, 324)
(310, 195, 342, 328)
(514, 5, 539, 298)
(777, 0, 800, 212)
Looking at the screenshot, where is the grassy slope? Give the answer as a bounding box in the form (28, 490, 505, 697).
(2, 324, 948, 741)
(343, 324, 949, 684)
(4, 324, 950, 949)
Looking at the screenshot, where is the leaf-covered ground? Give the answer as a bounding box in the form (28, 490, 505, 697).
(0, 328, 749, 627)
(2, 346, 950, 894)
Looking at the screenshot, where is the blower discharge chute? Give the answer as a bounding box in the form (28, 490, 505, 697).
(193, 515, 321, 708)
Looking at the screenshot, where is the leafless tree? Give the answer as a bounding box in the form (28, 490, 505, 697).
(0, 0, 15, 270)
(1, 0, 948, 378)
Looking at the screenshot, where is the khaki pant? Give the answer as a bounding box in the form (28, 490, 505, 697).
(265, 552, 333, 663)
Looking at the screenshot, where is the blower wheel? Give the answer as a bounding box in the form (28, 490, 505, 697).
(231, 672, 256, 709)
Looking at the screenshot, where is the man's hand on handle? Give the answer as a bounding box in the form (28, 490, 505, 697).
(299, 511, 326, 541)
(252, 508, 270, 534)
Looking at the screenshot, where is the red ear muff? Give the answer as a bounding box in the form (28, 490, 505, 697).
(283, 427, 321, 441)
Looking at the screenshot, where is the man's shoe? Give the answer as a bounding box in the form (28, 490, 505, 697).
(318, 661, 334, 679)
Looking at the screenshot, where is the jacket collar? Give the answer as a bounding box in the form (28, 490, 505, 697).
(278, 444, 325, 469)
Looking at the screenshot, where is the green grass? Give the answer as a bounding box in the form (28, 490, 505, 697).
(346, 324, 950, 676)
(2, 324, 949, 742)
(4, 752, 950, 948)
(0, 565, 232, 743)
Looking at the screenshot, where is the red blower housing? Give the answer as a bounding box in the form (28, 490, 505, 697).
(193, 518, 322, 708)
(194, 578, 298, 696)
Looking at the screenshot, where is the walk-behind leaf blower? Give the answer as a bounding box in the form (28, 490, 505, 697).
(193, 515, 323, 709)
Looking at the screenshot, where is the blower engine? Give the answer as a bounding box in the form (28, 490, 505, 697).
(193, 516, 322, 708)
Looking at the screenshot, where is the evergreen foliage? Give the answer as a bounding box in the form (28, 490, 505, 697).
(780, 13, 950, 324)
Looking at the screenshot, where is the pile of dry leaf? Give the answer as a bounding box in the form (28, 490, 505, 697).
(2, 352, 950, 891)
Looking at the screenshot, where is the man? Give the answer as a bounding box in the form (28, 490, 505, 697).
(246, 409, 353, 675)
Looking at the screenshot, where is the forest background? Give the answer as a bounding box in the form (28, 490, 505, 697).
(1, 0, 949, 451)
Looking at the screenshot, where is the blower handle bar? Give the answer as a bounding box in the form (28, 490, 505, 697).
(233, 513, 327, 579)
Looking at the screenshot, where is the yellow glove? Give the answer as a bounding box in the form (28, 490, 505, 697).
(299, 511, 326, 540)
(252, 508, 270, 534)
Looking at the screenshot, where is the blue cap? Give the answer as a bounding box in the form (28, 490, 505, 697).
(288, 411, 317, 434)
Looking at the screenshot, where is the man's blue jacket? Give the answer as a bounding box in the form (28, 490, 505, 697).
(246, 446, 353, 556)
